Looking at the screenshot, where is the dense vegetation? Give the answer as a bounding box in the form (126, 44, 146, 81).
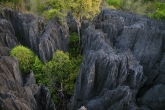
(10, 33, 82, 109)
(1, 0, 165, 20)
(105, 0, 165, 20)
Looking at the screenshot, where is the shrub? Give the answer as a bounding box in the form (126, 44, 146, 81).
(44, 50, 71, 87)
(10, 45, 36, 74)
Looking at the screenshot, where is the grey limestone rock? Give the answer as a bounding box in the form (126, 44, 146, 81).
(137, 84, 165, 110)
(72, 8, 165, 110)
(0, 56, 37, 110)
(2, 8, 43, 54)
(0, 19, 18, 56)
(0, 56, 56, 110)
(0, 46, 10, 56)
(37, 84, 56, 110)
(2, 9, 69, 63)
(24, 70, 36, 86)
(95, 9, 165, 86)
(66, 11, 78, 33)
(72, 49, 146, 110)
(72, 23, 146, 109)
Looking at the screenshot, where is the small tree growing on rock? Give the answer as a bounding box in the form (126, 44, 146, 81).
(10, 45, 36, 74)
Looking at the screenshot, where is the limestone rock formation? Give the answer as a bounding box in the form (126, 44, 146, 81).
(0, 18, 18, 56)
(72, 26, 146, 109)
(66, 11, 78, 33)
(0, 56, 37, 110)
(137, 84, 165, 110)
(37, 84, 56, 110)
(72, 9, 165, 110)
(2, 9, 69, 63)
(95, 9, 165, 108)
(0, 56, 56, 110)
(2, 8, 43, 54)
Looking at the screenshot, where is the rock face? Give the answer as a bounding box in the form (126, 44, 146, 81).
(0, 18, 18, 56)
(0, 9, 56, 110)
(0, 56, 56, 110)
(2, 9, 69, 62)
(66, 11, 78, 33)
(72, 26, 146, 110)
(137, 84, 165, 110)
(37, 84, 56, 110)
(0, 56, 37, 110)
(95, 9, 165, 86)
(72, 9, 165, 110)
(94, 9, 165, 96)
(2, 9, 43, 54)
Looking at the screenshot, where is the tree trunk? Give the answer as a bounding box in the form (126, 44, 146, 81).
(77, 21, 81, 45)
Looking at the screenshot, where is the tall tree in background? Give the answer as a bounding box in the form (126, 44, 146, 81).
(69, 0, 102, 44)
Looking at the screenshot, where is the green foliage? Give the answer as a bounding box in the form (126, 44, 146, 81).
(32, 56, 44, 84)
(65, 55, 83, 94)
(43, 50, 78, 108)
(69, 33, 80, 57)
(106, 0, 121, 9)
(148, 2, 165, 20)
(149, 9, 165, 20)
(41, 32, 83, 108)
(36, 0, 69, 22)
(67, 33, 83, 94)
(10, 45, 35, 74)
(105, 0, 165, 20)
(45, 50, 71, 84)
(70, 0, 102, 21)
(44, 50, 82, 95)
(2, 0, 102, 23)
(10, 45, 45, 83)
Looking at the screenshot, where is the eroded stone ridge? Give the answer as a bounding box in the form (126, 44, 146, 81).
(72, 25, 147, 109)
(0, 56, 56, 110)
(0, 18, 18, 56)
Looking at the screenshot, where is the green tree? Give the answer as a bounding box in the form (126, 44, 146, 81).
(44, 50, 72, 109)
(10, 44, 83, 109)
(69, 33, 80, 57)
(69, 0, 102, 44)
